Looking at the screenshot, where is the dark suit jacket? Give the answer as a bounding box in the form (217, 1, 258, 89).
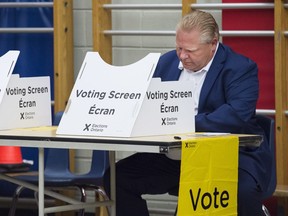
(153, 43, 273, 194)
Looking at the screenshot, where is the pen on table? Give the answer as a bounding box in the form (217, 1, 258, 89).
(174, 136, 181, 140)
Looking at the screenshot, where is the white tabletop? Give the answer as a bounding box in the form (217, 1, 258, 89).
(0, 126, 263, 153)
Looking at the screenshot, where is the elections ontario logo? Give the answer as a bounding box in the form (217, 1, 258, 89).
(83, 123, 108, 133)
(161, 117, 178, 126)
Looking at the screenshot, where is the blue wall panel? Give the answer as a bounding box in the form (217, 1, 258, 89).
(0, 0, 53, 196)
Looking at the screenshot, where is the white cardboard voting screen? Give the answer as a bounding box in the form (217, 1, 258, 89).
(0, 51, 19, 104)
(131, 78, 195, 136)
(0, 51, 52, 130)
(56, 51, 195, 137)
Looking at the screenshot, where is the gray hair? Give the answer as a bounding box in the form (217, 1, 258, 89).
(176, 10, 220, 44)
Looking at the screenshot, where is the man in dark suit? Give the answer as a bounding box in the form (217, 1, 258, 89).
(104, 10, 273, 216)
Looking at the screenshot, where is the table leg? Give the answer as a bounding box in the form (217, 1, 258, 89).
(38, 147, 45, 215)
(109, 151, 116, 216)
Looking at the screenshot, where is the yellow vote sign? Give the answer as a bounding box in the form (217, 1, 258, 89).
(178, 136, 239, 216)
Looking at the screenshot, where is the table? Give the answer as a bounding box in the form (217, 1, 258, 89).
(0, 126, 263, 216)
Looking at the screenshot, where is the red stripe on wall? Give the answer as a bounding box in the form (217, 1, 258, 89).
(222, 0, 275, 109)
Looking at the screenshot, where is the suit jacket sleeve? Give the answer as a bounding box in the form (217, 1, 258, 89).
(196, 44, 260, 134)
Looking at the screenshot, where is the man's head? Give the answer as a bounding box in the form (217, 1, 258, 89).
(175, 10, 219, 71)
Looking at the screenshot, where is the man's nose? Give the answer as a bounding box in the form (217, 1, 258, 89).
(179, 51, 188, 59)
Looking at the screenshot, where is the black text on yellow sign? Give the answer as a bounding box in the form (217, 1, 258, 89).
(189, 187, 229, 211)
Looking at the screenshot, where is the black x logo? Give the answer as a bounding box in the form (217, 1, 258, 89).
(83, 124, 91, 131)
(20, 112, 24, 120)
(161, 118, 166, 125)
